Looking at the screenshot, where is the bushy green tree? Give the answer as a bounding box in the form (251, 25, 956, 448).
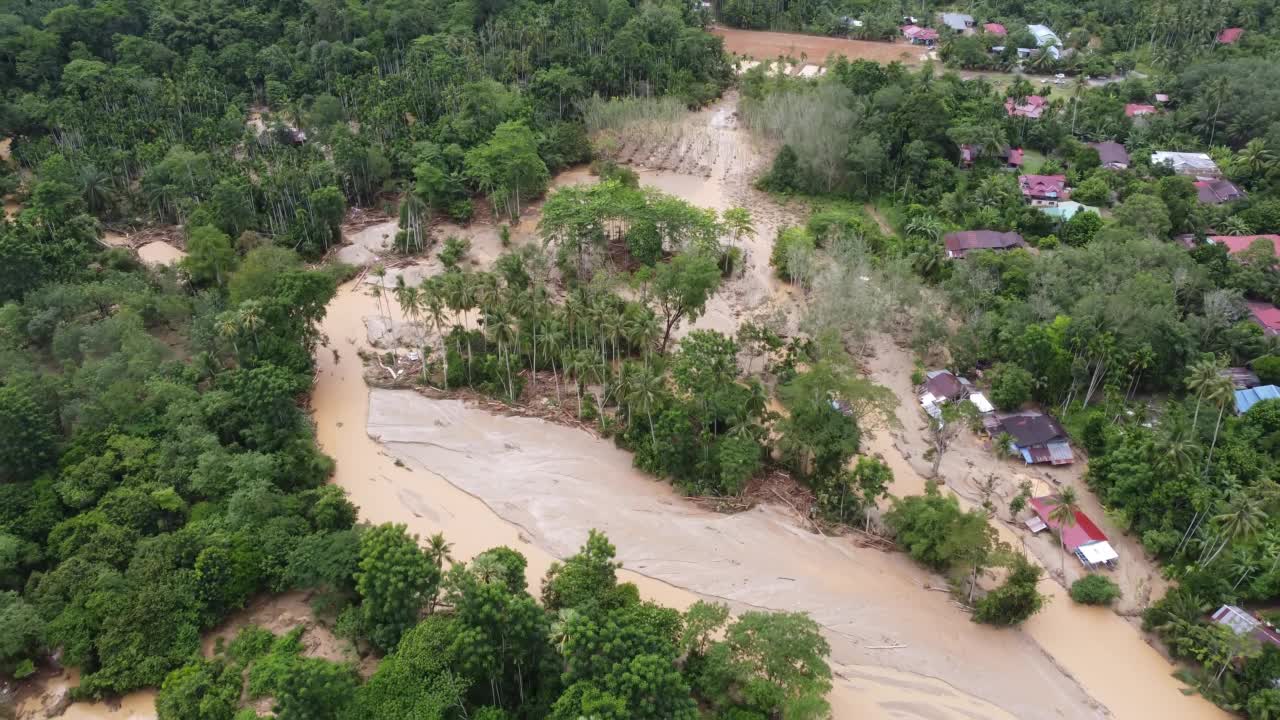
(988, 363, 1034, 411)
(356, 524, 440, 652)
(974, 554, 1046, 626)
(1070, 574, 1122, 605)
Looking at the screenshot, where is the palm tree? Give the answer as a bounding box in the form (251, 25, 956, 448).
(421, 279, 450, 387)
(1203, 374, 1237, 472)
(1230, 547, 1261, 592)
(625, 364, 665, 454)
(1070, 75, 1089, 135)
(397, 191, 431, 254)
(540, 317, 567, 403)
(1203, 76, 1231, 147)
(485, 306, 519, 401)
(1237, 138, 1276, 181)
(1201, 490, 1267, 566)
(237, 300, 264, 355)
(425, 532, 453, 570)
(1185, 357, 1223, 429)
(1049, 486, 1081, 578)
(78, 164, 113, 215)
(217, 312, 241, 362)
(1150, 417, 1199, 476)
(370, 264, 391, 324)
(1126, 345, 1155, 401)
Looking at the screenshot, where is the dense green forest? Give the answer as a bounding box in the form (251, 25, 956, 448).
(154, 531, 834, 720)
(0, 0, 840, 717)
(1, 0, 731, 256)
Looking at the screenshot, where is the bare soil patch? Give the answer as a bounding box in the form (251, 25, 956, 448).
(713, 27, 926, 66)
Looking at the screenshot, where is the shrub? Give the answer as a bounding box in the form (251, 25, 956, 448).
(1070, 575, 1121, 605)
(1256, 355, 1280, 385)
(974, 555, 1045, 626)
(988, 363, 1034, 410)
(769, 227, 815, 282)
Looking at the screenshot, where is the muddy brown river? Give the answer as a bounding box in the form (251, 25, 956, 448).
(20, 98, 1231, 719)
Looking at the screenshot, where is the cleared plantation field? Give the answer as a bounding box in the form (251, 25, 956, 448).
(713, 26, 926, 66)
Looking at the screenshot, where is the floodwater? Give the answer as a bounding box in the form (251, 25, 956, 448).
(363, 386, 1097, 718)
(135, 241, 186, 266)
(309, 279, 1073, 718)
(16, 672, 154, 720)
(861, 338, 1229, 720)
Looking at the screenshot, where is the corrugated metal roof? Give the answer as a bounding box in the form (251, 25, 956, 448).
(1235, 385, 1280, 414)
(1029, 497, 1108, 550)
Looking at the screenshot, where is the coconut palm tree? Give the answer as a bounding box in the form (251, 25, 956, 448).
(1185, 357, 1223, 429)
(370, 264, 392, 324)
(1237, 138, 1276, 181)
(625, 364, 665, 453)
(421, 279, 450, 387)
(1049, 487, 1081, 578)
(425, 532, 453, 570)
(1202, 490, 1268, 566)
(237, 300, 264, 355)
(1230, 546, 1261, 592)
(1203, 374, 1238, 472)
(1150, 417, 1199, 476)
(217, 312, 241, 362)
(397, 192, 431, 254)
(485, 306, 519, 401)
(540, 317, 567, 403)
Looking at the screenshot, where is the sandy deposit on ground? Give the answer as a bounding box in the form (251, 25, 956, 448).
(861, 335, 1228, 720)
(714, 26, 926, 66)
(364, 386, 1098, 719)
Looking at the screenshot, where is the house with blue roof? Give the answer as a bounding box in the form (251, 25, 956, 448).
(1235, 385, 1280, 414)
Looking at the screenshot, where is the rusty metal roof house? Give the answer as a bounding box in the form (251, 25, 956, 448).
(1222, 367, 1262, 389)
(943, 230, 1027, 259)
(1005, 95, 1049, 119)
(1212, 605, 1280, 649)
(1196, 179, 1246, 205)
(1089, 141, 1129, 169)
(988, 411, 1074, 464)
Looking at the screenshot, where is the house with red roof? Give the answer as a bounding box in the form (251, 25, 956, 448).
(1209, 235, 1280, 257)
(1218, 27, 1244, 44)
(983, 22, 1007, 36)
(1028, 496, 1117, 567)
(1195, 179, 1246, 204)
(943, 230, 1027, 259)
(902, 25, 939, 45)
(1004, 147, 1024, 168)
(1019, 174, 1068, 205)
(1005, 95, 1049, 119)
(1125, 103, 1157, 118)
(1248, 301, 1280, 336)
